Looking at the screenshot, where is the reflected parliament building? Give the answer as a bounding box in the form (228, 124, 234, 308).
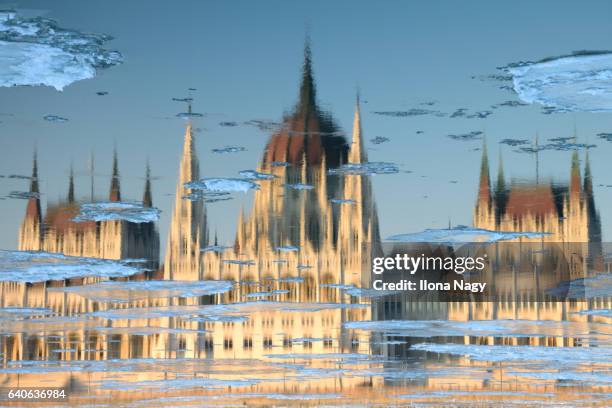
(4, 42, 611, 400)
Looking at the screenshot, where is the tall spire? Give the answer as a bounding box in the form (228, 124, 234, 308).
(478, 137, 491, 203)
(25, 149, 41, 219)
(583, 149, 593, 196)
(496, 148, 505, 194)
(109, 148, 121, 202)
(142, 159, 152, 207)
(348, 91, 366, 164)
(297, 36, 317, 113)
(67, 164, 75, 203)
(30, 149, 39, 194)
(570, 149, 581, 199)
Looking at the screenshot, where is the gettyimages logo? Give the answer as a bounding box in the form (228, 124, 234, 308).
(372, 253, 487, 275)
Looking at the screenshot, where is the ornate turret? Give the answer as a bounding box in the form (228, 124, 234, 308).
(348, 92, 366, 164)
(262, 40, 348, 167)
(109, 149, 121, 202)
(19, 150, 42, 250)
(164, 115, 208, 280)
(67, 165, 75, 203)
(142, 161, 152, 208)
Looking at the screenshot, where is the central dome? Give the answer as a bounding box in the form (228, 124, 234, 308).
(262, 42, 348, 168)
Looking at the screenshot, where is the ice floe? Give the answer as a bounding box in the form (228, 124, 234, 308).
(327, 162, 399, 176)
(271, 161, 290, 167)
(219, 121, 238, 127)
(88, 301, 367, 321)
(387, 226, 549, 244)
(411, 343, 612, 364)
(505, 51, 612, 112)
(576, 309, 611, 318)
(211, 145, 246, 154)
(243, 119, 280, 131)
(500, 138, 530, 146)
(330, 198, 356, 205)
(597, 132, 612, 142)
(223, 259, 255, 266)
(48, 280, 233, 302)
(275, 245, 299, 252)
(6, 190, 39, 200)
(42, 114, 68, 123)
(370, 136, 390, 144)
(238, 169, 276, 180)
(447, 131, 483, 141)
(182, 190, 232, 202)
(0, 250, 145, 282)
(372, 109, 445, 117)
(284, 183, 314, 190)
(185, 178, 260, 193)
(201, 245, 231, 253)
(0, 11, 122, 90)
(344, 319, 610, 338)
(73, 201, 160, 223)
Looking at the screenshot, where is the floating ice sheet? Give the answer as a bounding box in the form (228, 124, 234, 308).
(42, 114, 68, 123)
(328, 162, 399, 176)
(73, 201, 160, 223)
(239, 170, 276, 180)
(344, 319, 611, 338)
(411, 343, 612, 364)
(387, 226, 550, 244)
(372, 109, 445, 117)
(577, 309, 611, 318)
(48, 280, 234, 302)
(6, 191, 39, 200)
(500, 138, 530, 146)
(0, 11, 122, 90)
(284, 183, 314, 190)
(331, 198, 356, 205)
(275, 245, 299, 252)
(506, 51, 612, 112)
(186, 178, 260, 193)
(447, 131, 483, 141)
(88, 301, 367, 321)
(370, 136, 390, 144)
(201, 245, 231, 253)
(212, 145, 246, 154)
(0, 250, 145, 282)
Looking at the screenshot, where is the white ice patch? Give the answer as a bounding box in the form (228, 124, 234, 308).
(48, 280, 234, 302)
(185, 178, 260, 193)
(328, 162, 399, 176)
(411, 343, 612, 364)
(387, 225, 549, 244)
(73, 201, 160, 223)
(0, 11, 122, 90)
(344, 319, 610, 338)
(0, 250, 145, 282)
(507, 52, 612, 112)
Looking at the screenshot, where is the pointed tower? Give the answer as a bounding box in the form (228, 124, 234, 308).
(19, 150, 43, 250)
(262, 39, 348, 167)
(67, 165, 75, 203)
(164, 115, 208, 280)
(348, 92, 367, 164)
(337, 94, 382, 287)
(473, 138, 495, 229)
(495, 149, 507, 223)
(142, 160, 153, 207)
(109, 149, 121, 202)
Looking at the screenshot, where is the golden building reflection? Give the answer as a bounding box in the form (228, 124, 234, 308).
(1, 42, 610, 406)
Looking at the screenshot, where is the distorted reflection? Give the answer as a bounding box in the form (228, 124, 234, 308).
(1, 42, 610, 407)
